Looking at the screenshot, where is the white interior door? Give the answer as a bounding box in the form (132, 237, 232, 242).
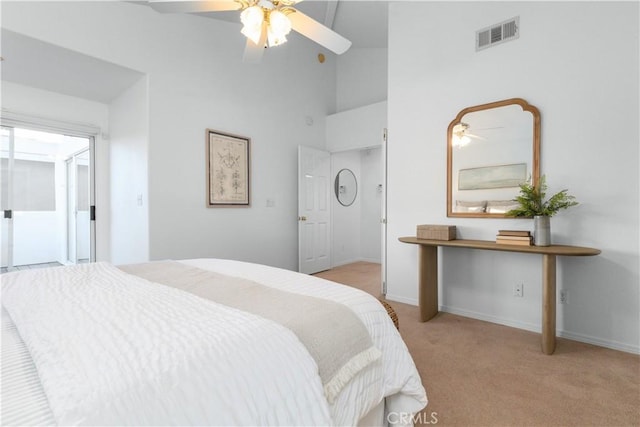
(298, 146, 331, 274)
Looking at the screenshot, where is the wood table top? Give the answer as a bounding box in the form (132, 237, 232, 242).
(399, 237, 601, 256)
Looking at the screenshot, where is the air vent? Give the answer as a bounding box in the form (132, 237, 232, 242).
(476, 17, 519, 51)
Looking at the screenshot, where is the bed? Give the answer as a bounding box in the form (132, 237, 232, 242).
(1, 258, 427, 426)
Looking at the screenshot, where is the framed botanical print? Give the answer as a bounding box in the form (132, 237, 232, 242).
(206, 129, 250, 207)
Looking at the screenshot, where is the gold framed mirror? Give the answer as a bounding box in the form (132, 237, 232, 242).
(447, 98, 540, 218)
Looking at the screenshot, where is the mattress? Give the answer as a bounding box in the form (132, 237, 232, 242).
(1, 258, 427, 426)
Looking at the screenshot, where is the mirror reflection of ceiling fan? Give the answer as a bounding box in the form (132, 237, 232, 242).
(146, 0, 352, 63)
(452, 122, 486, 148)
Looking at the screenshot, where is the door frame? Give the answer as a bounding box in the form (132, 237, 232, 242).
(65, 145, 94, 264)
(1, 126, 16, 269)
(308, 127, 388, 295)
(381, 128, 388, 295)
(0, 114, 98, 267)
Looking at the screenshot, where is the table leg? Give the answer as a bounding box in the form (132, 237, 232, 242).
(419, 245, 439, 322)
(542, 254, 557, 354)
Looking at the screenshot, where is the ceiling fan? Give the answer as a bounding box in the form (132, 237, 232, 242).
(452, 122, 486, 148)
(146, 0, 352, 63)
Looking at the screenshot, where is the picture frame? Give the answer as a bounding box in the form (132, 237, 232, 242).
(206, 129, 250, 207)
(458, 163, 527, 191)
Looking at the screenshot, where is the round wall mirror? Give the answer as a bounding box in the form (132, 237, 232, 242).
(334, 168, 357, 206)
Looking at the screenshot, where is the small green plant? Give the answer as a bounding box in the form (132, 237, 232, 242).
(506, 175, 579, 217)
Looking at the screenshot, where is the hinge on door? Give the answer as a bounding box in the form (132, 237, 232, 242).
(90, 206, 96, 221)
(383, 128, 388, 142)
(382, 280, 387, 295)
(380, 218, 387, 224)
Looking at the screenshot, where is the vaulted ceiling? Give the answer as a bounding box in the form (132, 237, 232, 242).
(0, 1, 388, 103)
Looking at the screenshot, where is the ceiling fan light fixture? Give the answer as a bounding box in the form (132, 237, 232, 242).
(241, 5, 264, 27)
(241, 24, 263, 45)
(267, 10, 291, 46)
(453, 135, 471, 148)
(267, 29, 287, 47)
(240, 5, 265, 44)
(452, 122, 472, 147)
(269, 10, 291, 35)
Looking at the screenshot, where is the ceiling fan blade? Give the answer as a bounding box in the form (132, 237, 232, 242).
(147, 0, 241, 14)
(467, 133, 487, 140)
(242, 23, 267, 64)
(287, 9, 351, 55)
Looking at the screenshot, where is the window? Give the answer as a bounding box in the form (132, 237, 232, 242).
(1, 158, 56, 211)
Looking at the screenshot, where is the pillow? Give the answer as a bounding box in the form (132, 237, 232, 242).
(455, 200, 487, 213)
(486, 200, 520, 214)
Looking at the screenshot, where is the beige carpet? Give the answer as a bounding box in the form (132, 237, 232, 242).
(314, 262, 640, 426)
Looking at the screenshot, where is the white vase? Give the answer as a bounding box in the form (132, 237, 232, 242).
(534, 215, 551, 246)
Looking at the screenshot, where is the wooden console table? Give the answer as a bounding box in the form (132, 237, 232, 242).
(399, 237, 601, 355)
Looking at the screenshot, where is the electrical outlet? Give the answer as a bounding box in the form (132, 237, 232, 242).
(513, 283, 524, 297)
(560, 289, 568, 304)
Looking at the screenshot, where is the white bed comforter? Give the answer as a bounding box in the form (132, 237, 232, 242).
(2, 262, 332, 426)
(1, 259, 427, 426)
(180, 259, 427, 425)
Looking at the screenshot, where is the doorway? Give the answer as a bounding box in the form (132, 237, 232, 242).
(1, 126, 95, 271)
(330, 146, 386, 293)
(297, 139, 388, 294)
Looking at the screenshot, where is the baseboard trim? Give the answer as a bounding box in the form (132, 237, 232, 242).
(440, 305, 640, 355)
(382, 298, 639, 355)
(441, 305, 541, 333)
(556, 330, 639, 355)
(384, 294, 418, 306)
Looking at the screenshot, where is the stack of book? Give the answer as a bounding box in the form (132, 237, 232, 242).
(496, 230, 532, 246)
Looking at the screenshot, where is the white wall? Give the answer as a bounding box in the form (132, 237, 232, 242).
(331, 46, 387, 266)
(2, 1, 337, 271)
(387, 2, 639, 353)
(331, 150, 362, 266)
(336, 48, 387, 112)
(0, 82, 111, 261)
(360, 147, 382, 263)
(326, 101, 387, 152)
(109, 76, 149, 264)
